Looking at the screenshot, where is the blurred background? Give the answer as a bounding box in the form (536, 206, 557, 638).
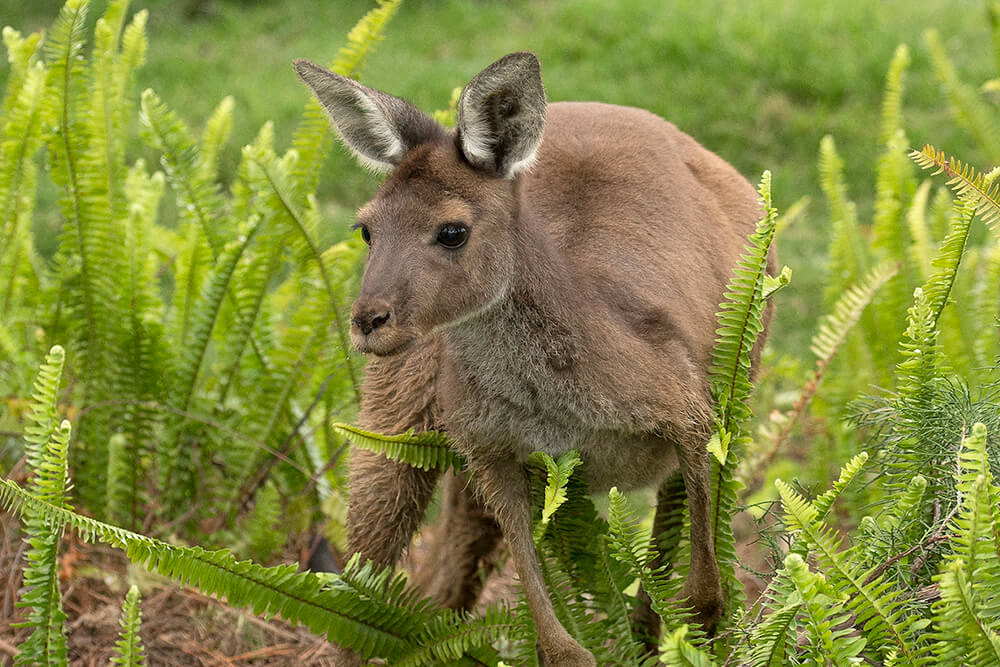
(0, 0, 991, 357)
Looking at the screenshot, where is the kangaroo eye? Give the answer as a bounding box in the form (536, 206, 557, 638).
(358, 224, 372, 246)
(437, 223, 469, 249)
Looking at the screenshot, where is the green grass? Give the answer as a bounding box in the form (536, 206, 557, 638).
(0, 0, 993, 356)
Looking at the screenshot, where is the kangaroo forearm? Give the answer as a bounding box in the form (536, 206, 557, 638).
(346, 447, 439, 568)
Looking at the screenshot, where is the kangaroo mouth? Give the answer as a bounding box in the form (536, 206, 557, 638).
(351, 328, 417, 357)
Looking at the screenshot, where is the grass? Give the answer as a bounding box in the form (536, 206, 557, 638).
(0, 0, 993, 357)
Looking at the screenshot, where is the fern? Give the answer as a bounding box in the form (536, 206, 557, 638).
(160, 222, 263, 510)
(785, 553, 866, 665)
(924, 29, 1000, 164)
(709, 170, 779, 461)
(606, 487, 690, 633)
(528, 450, 583, 542)
(859, 474, 928, 569)
(911, 144, 1000, 231)
(748, 262, 895, 488)
(243, 139, 360, 401)
(820, 135, 868, 304)
(660, 625, 716, 666)
(198, 95, 234, 180)
(242, 481, 284, 562)
(1, 27, 42, 117)
(330, 422, 463, 472)
(906, 180, 935, 280)
(0, 57, 48, 319)
(110, 161, 167, 528)
(813, 450, 868, 519)
(2, 481, 509, 663)
(776, 479, 924, 662)
(930, 423, 1000, 666)
(740, 567, 800, 667)
(706, 171, 780, 640)
(395, 605, 510, 667)
(14, 346, 70, 666)
(871, 43, 914, 272)
(139, 87, 228, 252)
(110, 585, 146, 666)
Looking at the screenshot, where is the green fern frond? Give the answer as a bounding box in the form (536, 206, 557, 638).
(871, 43, 913, 269)
(934, 561, 1000, 665)
(23, 345, 66, 469)
(14, 347, 72, 666)
(972, 239, 1000, 369)
(709, 170, 779, 460)
(606, 487, 692, 639)
(395, 605, 510, 667)
(507, 599, 541, 667)
(813, 451, 869, 519)
(110, 585, 146, 666)
(776, 479, 920, 662)
(811, 261, 899, 361)
(139, 88, 227, 252)
(933, 424, 1000, 664)
(330, 422, 462, 472)
(528, 450, 582, 541)
(660, 625, 716, 666)
(743, 604, 800, 667)
(243, 482, 284, 562)
(784, 552, 866, 665)
(1, 485, 504, 662)
(910, 144, 1000, 231)
(820, 135, 868, 302)
(895, 287, 943, 415)
(746, 263, 894, 484)
(44, 0, 104, 376)
(907, 180, 935, 280)
(108, 160, 167, 528)
(290, 0, 402, 191)
(13, 423, 73, 666)
(924, 29, 1000, 163)
(879, 44, 910, 147)
(198, 95, 234, 179)
(105, 432, 129, 524)
(2, 26, 43, 117)
(706, 172, 779, 642)
(741, 567, 800, 667)
(115, 9, 147, 116)
(243, 143, 360, 401)
(160, 224, 262, 508)
(0, 60, 48, 318)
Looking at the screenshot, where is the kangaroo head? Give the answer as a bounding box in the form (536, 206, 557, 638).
(294, 53, 546, 356)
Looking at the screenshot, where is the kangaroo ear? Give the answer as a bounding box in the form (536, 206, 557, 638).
(293, 59, 443, 172)
(457, 52, 547, 179)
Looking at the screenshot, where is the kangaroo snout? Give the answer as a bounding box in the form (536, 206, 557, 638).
(351, 302, 392, 335)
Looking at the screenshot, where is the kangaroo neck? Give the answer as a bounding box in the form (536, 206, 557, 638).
(444, 201, 583, 370)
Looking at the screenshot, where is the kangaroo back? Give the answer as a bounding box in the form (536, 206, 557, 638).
(522, 101, 767, 371)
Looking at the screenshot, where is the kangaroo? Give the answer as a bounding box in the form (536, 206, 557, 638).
(295, 52, 775, 666)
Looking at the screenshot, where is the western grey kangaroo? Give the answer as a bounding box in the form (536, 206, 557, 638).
(295, 51, 775, 666)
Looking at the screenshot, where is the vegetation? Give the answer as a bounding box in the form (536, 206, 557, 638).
(1, 0, 1000, 664)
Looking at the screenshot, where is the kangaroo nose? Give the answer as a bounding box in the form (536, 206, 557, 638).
(352, 309, 392, 335)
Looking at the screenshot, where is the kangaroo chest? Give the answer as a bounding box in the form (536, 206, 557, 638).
(440, 297, 678, 490)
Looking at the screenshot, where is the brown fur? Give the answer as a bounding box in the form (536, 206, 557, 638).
(298, 53, 776, 666)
